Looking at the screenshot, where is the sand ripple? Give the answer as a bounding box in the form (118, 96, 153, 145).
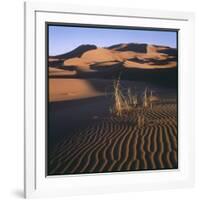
(49, 103, 178, 175)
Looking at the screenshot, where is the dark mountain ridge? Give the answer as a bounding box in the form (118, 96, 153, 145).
(49, 44, 97, 59)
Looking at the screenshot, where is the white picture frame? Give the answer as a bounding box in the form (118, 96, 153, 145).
(24, 1, 195, 198)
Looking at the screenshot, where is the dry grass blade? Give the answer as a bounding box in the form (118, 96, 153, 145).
(109, 75, 161, 127)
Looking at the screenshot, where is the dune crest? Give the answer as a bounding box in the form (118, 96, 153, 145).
(81, 48, 121, 63)
(48, 43, 177, 82)
(63, 57, 92, 72)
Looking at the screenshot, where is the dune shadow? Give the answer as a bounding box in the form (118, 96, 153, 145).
(158, 48, 177, 56)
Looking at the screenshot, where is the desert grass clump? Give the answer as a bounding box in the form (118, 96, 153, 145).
(127, 88, 138, 108)
(149, 90, 160, 109)
(113, 78, 124, 117)
(109, 76, 160, 127)
(110, 75, 138, 118)
(142, 88, 160, 109)
(137, 88, 160, 126)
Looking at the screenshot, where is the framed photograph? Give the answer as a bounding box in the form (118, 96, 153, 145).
(24, 1, 195, 198)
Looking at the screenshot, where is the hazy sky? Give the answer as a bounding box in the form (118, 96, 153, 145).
(48, 25, 177, 56)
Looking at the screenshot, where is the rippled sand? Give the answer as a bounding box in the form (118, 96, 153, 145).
(48, 102, 177, 175)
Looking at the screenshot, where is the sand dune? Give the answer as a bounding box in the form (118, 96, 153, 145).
(48, 102, 177, 175)
(48, 42, 178, 175)
(49, 44, 97, 59)
(49, 43, 177, 76)
(124, 60, 177, 69)
(63, 57, 92, 72)
(49, 78, 105, 102)
(108, 43, 147, 53)
(117, 51, 137, 60)
(49, 67, 77, 76)
(147, 44, 170, 54)
(81, 48, 123, 63)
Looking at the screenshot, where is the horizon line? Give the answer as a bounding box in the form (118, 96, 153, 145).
(49, 42, 177, 57)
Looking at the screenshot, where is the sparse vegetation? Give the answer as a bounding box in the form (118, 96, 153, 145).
(109, 75, 160, 126)
(109, 74, 137, 117)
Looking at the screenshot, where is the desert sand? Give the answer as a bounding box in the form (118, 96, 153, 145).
(47, 42, 178, 175)
(49, 78, 106, 102)
(49, 67, 77, 76)
(48, 80, 178, 175)
(48, 43, 177, 78)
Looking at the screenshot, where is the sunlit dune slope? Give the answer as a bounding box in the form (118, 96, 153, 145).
(49, 43, 177, 75)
